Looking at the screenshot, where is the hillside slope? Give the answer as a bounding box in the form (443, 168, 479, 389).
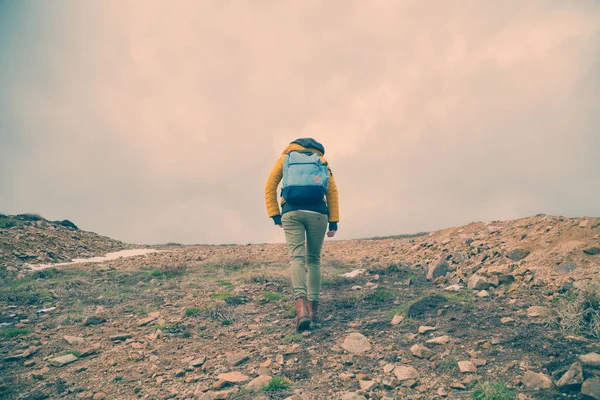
(0, 214, 132, 272)
(1, 214, 599, 400)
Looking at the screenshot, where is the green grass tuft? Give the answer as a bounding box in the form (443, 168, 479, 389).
(185, 307, 202, 317)
(263, 376, 291, 392)
(282, 333, 303, 343)
(471, 382, 515, 400)
(263, 292, 284, 302)
(0, 328, 32, 339)
(211, 293, 232, 300)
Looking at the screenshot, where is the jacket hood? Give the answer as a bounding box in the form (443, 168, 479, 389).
(282, 138, 325, 155)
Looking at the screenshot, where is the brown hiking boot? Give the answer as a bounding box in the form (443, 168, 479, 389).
(307, 300, 319, 322)
(295, 297, 310, 331)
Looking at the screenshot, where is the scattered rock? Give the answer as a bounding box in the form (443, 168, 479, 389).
(580, 353, 600, 368)
(527, 306, 553, 318)
(394, 366, 419, 381)
(226, 351, 250, 366)
(218, 371, 249, 384)
(521, 371, 553, 390)
(468, 275, 491, 290)
(507, 248, 531, 261)
(190, 357, 207, 368)
(427, 259, 449, 280)
(84, 316, 105, 326)
(246, 375, 271, 390)
(411, 344, 434, 359)
(458, 361, 477, 373)
(501, 317, 514, 324)
(342, 332, 371, 354)
(426, 335, 451, 345)
(583, 247, 600, 255)
(556, 362, 583, 390)
(49, 354, 78, 367)
(137, 316, 158, 326)
(4, 346, 38, 362)
(556, 262, 577, 274)
(358, 380, 377, 391)
(391, 315, 404, 325)
(418, 326, 436, 334)
(110, 334, 132, 341)
(477, 290, 490, 298)
(582, 377, 600, 399)
(63, 336, 85, 346)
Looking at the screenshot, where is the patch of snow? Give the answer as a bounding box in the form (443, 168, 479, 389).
(340, 269, 366, 278)
(26, 249, 163, 270)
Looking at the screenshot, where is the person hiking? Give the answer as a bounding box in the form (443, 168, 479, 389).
(265, 138, 340, 331)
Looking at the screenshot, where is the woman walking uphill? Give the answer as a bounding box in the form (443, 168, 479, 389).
(265, 138, 340, 331)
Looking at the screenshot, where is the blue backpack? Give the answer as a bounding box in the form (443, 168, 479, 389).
(282, 151, 330, 205)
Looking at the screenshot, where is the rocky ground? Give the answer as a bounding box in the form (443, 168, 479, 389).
(1, 214, 600, 399)
(0, 214, 132, 271)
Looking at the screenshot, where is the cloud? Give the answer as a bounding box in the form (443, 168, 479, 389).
(1, 0, 599, 244)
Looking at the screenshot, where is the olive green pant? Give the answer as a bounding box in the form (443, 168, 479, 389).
(282, 211, 328, 301)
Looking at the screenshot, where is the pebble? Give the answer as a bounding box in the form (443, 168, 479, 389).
(342, 332, 371, 354)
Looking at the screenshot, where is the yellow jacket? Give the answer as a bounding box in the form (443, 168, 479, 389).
(265, 143, 339, 224)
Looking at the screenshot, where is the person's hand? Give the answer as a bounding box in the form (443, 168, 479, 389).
(327, 230, 337, 238)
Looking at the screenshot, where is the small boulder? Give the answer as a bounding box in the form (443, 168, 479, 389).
(580, 353, 600, 368)
(457, 361, 476, 373)
(84, 316, 105, 326)
(521, 371, 553, 390)
(217, 371, 249, 384)
(63, 336, 85, 346)
(582, 377, 600, 400)
(507, 248, 530, 261)
(246, 375, 271, 390)
(468, 275, 491, 290)
(427, 259, 449, 281)
(226, 351, 250, 366)
(394, 366, 419, 381)
(342, 332, 371, 354)
(49, 354, 78, 367)
(556, 262, 577, 274)
(411, 344, 434, 359)
(426, 336, 451, 346)
(556, 362, 583, 390)
(583, 247, 600, 255)
(527, 306, 553, 318)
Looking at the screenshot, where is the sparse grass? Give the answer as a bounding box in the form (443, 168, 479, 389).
(221, 320, 231, 326)
(364, 289, 395, 303)
(210, 293, 232, 300)
(282, 333, 303, 343)
(0, 328, 32, 339)
(471, 382, 515, 400)
(150, 269, 163, 277)
(386, 304, 411, 319)
(436, 357, 458, 372)
(113, 376, 124, 383)
(263, 292, 284, 302)
(185, 307, 203, 317)
(155, 322, 187, 334)
(263, 376, 291, 392)
(64, 350, 81, 357)
(330, 292, 364, 309)
(553, 283, 600, 338)
(216, 279, 234, 289)
(160, 264, 187, 278)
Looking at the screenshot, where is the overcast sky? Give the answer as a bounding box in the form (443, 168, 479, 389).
(1, 1, 599, 245)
